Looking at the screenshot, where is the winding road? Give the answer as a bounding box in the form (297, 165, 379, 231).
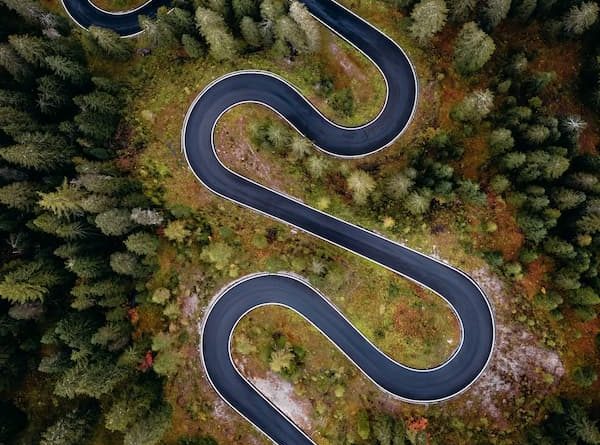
(62, 1, 495, 444)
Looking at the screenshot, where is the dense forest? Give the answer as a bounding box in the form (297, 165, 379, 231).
(0, 0, 599, 444)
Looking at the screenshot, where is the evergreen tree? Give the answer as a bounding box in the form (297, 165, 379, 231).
(181, 34, 205, 58)
(110, 251, 145, 277)
(347, 170, 376, 205)
(38, 180, 84, 218)
(0, 44, 32, 83)
(386, 171, 415, 199)
(240, 16, 264, 48)
(232, 0, 259, 21)
(404, 189, 432, 215)
(448, 0, 476, 22)
(482, 0, 511, 28)
(453, 22, 495, 75)
(451, 89, 494, 122)
(8, 34, 48, 67)
(275, 15, 309, 54)
(489, 128, 514, 155)
(195, 7, 239, 61)
(0, 181, 37, 210)
(40, 408, 95, 445)
(45, 55, 87, 85)
(139, 14, 177, 48)
(513, 0, 537, 21)
(37, 75, 68, 114)
(305, 155, 329, 178)
(289, 1, 321, 52)
(289, 135, 312, 159)
(125, 231, 160, 256)
(409, 0, 448, 44)
(88, 26, 132, 59)
(123, 403, 172, 445)
(95, 208, 134, 236)
(562, 2, 599, 36)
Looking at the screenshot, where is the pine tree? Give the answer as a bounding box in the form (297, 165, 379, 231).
(104, 383, 155, 432)
(553, 267, 581, 290)
(138, 15, 177, 48)
(347, 170, 376, 205)
(8, 34, 48, 67)
(409, 0, 448, 44)
(88, 26, 131, 59)
(404, 190, 432, 215)
(40, 408, 94, 445)
(489, 128, 514, 155)
(482, 0, 511, 28)
(289, 135, 312, 159)
(37, 75, 67, 114)
(275, 15, 308, 53)
(543, 237, 576, 259)
(163, 7, 194, 35)
(95, 209, 134, 236)
(551, 188, 586, 210)
(122, 403, 171, 445)
(259, 0, 286, 21)
(200, 241, 233, 271)
(451, 89, 494, 122)
(110, 252, 145, 277)
(513, 0, 537, 21)
(562, 2, 599, 35)
(0, 181, 37, 210)
(372, 414, 393, 445)
(0, 44, 32, 83)
(577, 212, 600, 234)
(289, 1, 321, 52)
(0, 259, 62, 303)
(38, 180, 84, 218)
(195, 7, 239, 61)
(448, 0, 476, 21)
(181, 34, 205, 58)
(305, 155, 329, 178)
(0, 106, 37, 138)
(0, 132, 73, 172)
(125, 231, 159, 256)
(54, 355, 131, 399)
(45, 55, 87, 85)
(232, 0, 259, 21)
(386, 171, 414, 199)
(453, 22, 495, 75)
(524, 124, 550, 144)
(240, 16, 264, 48)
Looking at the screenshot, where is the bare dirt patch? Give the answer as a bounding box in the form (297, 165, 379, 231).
(463, 268, 564, 425)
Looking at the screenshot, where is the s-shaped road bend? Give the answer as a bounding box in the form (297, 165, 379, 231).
(62, 1, 496, 443)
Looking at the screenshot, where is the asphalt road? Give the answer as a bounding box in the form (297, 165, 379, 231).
(62, 2, 495, 444)
(61, 0, 170, 36)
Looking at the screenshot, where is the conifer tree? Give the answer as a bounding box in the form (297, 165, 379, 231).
(195, 7, 239, 61)
(289, 1, 321, 52)
(409, 0, 448, 44)
(562, 2, 599, 35)
(453, 22, 495, 75)
(88, 26, 132, 59)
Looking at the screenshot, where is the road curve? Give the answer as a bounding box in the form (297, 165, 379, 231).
(62, 1, 495, 444)
(61, 0, 170, 36)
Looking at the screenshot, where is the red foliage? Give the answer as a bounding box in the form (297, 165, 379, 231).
(128, 307, 139, 325)
(139, 351, 154, 372)
(407, 417, 428, 432)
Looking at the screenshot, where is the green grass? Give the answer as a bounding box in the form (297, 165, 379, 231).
(91, 0, 148, 12)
